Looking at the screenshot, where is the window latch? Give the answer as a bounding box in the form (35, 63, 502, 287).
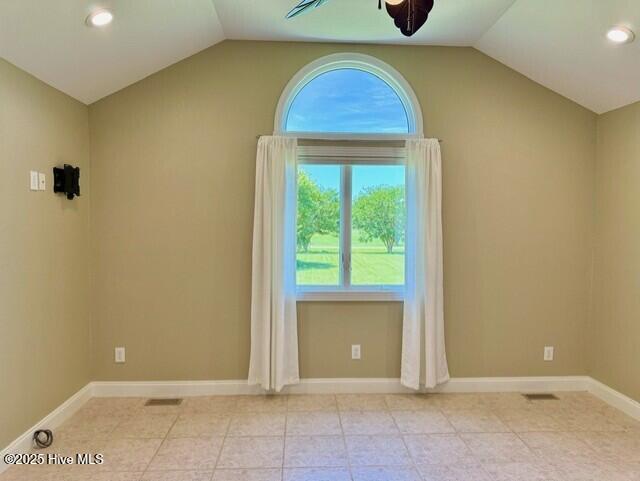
(342, 253, 351, 272)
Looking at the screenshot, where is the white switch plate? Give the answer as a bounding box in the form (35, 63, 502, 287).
(115, 347, 126, 363)
(351, 344, 361, 360)
(544, 346, 554, 361)
(38, 172, 46, 191)
(30, 171, 39, 191)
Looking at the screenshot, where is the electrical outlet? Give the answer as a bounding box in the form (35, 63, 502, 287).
(30, 171, 39, 191)
(38, 172, 46, 191)
(544, 346, 554, 361)
(351, 344, 361, 360)
(115, 347, 126, 363)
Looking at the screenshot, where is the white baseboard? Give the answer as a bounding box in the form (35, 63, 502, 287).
(91, 378, 413, 397)
(0, 383, 92, 473)
(287, 378, 414, 394)
(285, 376, 593, 395)
(91, 380, 265, 398)
(91, 376, 591, 397)
(588, 377, 640, 421)
(4, 375, 638, 476)
(426, 376, 591, 394)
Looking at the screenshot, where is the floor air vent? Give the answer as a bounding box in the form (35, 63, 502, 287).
(145, 398, 183, 406)
(523, 393, 559, 401)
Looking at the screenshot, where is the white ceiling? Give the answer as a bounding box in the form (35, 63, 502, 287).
(0, 0, 224, 104)
(476, 0, 640, 114)
(0, 0, 638, 113)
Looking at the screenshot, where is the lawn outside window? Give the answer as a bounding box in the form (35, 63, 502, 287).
(295, 146, 406, 301)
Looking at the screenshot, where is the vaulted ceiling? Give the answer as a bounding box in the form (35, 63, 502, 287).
(0, 0, 638, 113)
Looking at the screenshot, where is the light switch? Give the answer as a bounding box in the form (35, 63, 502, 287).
(38, 172, 46, 191)
(30, 171, 39, 191)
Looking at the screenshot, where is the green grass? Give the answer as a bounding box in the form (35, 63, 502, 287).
(296, 231, 404, 286)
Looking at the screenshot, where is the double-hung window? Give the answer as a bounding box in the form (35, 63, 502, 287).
(296, 151, 406, 300)
(275, 53, 424, 301)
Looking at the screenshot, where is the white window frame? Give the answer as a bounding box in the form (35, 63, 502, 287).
(296, 146, 407, 302)
(274, 53, 424, 141)
(274, 53, 424, 301)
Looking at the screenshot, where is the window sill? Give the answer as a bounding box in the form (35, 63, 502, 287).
(296, 290, 404, 302)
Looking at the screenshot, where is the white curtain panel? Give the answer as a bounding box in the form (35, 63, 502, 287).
(401, 139, 450, 390)
(248, 136, 300, 392)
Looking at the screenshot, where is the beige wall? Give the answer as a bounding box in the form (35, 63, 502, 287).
(590, 101, 640, 402)
(0, 58, 91, 448)
(88, 40, 596, 382)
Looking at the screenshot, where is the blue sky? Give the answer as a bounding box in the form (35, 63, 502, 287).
(286, 69, 409, 134)
(301, 165, 405, 197)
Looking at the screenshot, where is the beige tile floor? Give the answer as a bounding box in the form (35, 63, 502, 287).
(2, 392, 640, 481)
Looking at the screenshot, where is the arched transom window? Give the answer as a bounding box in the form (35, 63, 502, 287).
(276, 53, 423, 139)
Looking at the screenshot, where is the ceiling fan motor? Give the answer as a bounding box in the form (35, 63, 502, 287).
(286, 0, 436, 37)
(384, 0, 435, 37)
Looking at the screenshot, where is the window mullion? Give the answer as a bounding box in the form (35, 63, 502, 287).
(341, 165, 352, 289)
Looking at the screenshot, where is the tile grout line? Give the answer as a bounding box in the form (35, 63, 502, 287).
(384, 395, 424, 477)
(281, 398, 286, 481)
(138, 407, 181, 477)
(335, 395, 355, 481)
(282, 399, 289, 481)
(211, 407, 233, 481)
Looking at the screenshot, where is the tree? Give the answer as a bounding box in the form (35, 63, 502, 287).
(297, 171, 339, 252)
(352, 185, 405, 253)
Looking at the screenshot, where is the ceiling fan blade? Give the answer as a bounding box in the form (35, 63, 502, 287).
(286, 0, 331, 19)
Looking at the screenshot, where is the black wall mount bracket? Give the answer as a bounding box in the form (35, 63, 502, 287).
(53, 164, 80, 200)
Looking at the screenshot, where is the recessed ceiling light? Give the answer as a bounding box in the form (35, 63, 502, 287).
(606, 26, 635, 44)
(86, 9, 113, 27)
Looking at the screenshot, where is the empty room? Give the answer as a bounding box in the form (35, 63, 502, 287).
(1, 0, 639, 480)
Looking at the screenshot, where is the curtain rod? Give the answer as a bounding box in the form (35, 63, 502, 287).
(256, 135, 442, 143)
